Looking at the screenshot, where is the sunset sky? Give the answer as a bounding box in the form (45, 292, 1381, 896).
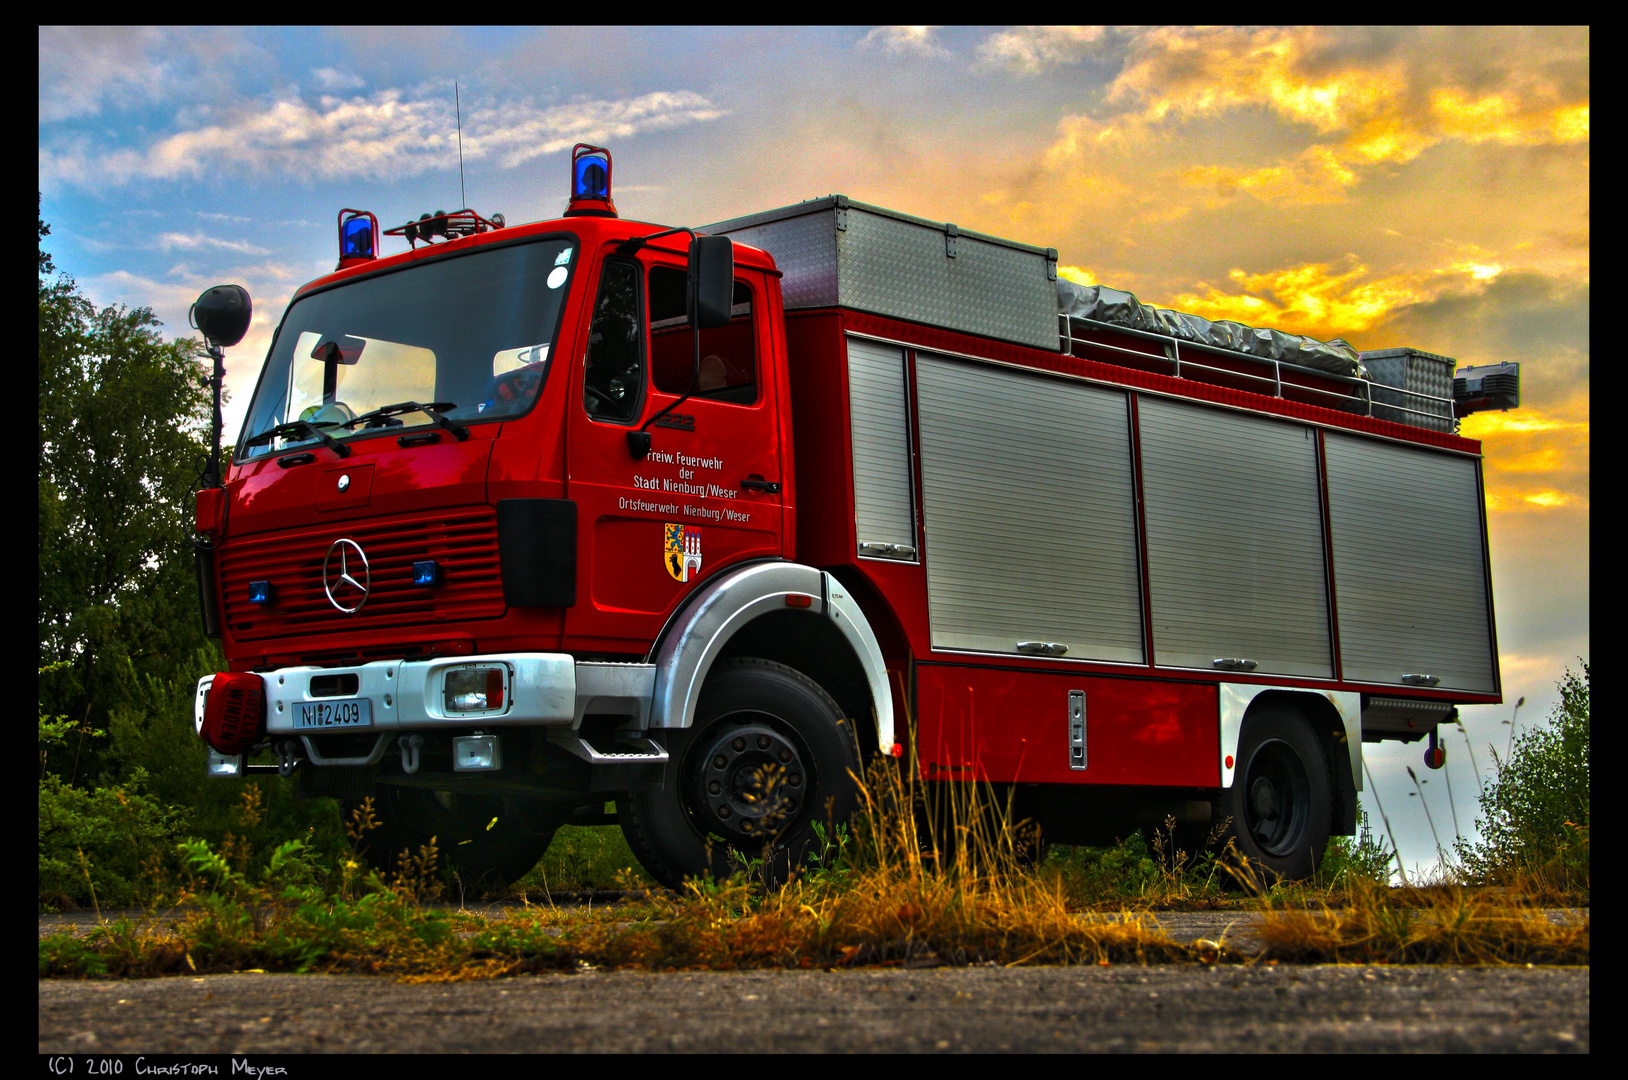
(39, 26, 1588, 876)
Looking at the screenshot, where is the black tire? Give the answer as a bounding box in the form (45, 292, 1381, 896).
(1216, 706, 1332, 884)
(350, 787, 565, 889)
(620, 657, 863, 890)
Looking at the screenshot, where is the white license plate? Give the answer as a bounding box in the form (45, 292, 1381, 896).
(294, 698, 373, 730)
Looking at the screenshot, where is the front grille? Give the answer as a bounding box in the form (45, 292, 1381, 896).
(220, 508, 504, 640)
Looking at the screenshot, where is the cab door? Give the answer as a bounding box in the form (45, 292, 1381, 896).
(564, 247, 785, 653)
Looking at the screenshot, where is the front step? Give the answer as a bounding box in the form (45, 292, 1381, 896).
(554, 735, 670, 766)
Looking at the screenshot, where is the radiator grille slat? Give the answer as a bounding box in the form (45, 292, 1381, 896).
(219, 509, 505, 639)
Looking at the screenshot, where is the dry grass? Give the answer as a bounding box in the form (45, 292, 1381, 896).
(39, 758, 1585, 979)
(1254, 875, 1588, 966)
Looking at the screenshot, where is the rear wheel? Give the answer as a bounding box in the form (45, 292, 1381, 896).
(620, 658, 863, 890)
(349, 787, 565, 889)
(1216, 706, 1332, 884)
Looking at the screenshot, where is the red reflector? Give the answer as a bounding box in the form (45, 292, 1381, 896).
(784, 593, 813, 608)
(890, 742, 903, 758)
(202, 672, 265, 755)
(195, 487, 226, 536)
(486, 667, 505, 710)
(1225, 754, 1235, 769)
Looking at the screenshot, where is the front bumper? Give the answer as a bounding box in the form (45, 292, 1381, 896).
(196, 655, 656, 736)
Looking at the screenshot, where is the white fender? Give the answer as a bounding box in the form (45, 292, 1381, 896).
(1219, 683, 1362, 792)
(648, 561, 895, 753)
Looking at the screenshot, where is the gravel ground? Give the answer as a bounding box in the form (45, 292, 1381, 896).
(38, 964, 1587, 1053)
(38, 907, 1588, 1054)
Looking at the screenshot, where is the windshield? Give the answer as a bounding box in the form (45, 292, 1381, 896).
(238, 237, 576, 459)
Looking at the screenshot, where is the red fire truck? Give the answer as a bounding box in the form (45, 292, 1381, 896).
(191, 144, 1517, 887)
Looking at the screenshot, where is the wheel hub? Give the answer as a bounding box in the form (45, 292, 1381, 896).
(1250, 776, 1278, 819)
(1242, 739, 1310, 857)
(687, 722, 808, 845)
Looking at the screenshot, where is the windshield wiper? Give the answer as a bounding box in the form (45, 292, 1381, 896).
(244, 419, 353, 457)
(342, 401, 470, 442)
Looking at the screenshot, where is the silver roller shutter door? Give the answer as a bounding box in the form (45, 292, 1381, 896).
(1137, 398, 1333, 678)
(915, 353, 1144, 662)
(846, 337, 917, 558)
(1324, 434, 1496, 693)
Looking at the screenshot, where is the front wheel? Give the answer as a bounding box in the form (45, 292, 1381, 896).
(620, 658, 863, 890)
(1215, 706, 1332, 884)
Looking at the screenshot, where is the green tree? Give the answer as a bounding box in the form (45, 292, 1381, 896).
(38, 205, 216, 790)
(39, 209, 346, 898)
(1456, 663, 1589, 892)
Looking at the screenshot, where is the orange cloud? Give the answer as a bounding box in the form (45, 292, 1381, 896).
(1163, 259, 1438, 340)
(1046, 27, 1592, 208)
(1181, 144, 1359, 205)
(1466, 405, 1589, 515)
(1108, 27, 1404, 134)
(1430, 90, 1591, 146)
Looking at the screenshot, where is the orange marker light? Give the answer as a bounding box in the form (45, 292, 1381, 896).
(784, 593, 813, 608)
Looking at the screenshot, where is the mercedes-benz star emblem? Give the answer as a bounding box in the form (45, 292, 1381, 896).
(322, 538, 371, 613)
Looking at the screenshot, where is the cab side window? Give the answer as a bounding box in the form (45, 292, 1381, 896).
(648, 266, 757, 405)
(583, 258, 644, 423)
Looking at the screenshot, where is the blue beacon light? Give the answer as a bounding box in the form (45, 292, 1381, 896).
(248, 580, 276, 605)
(342, 216, 374, 258)
(336, 209, 380, 269)
(565, 144, 617, 218)
(412, 560, 441, 587)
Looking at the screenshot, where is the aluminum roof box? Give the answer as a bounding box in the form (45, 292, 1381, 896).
(704, 196, 1061, 351)
(1359, 347, 1457, 433)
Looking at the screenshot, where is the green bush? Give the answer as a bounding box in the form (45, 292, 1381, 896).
(1455, 663, 1589, 893)
(39, 770, 185, 911)
(1318, 809, 1397, 887)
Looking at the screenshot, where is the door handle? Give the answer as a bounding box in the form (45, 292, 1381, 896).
(741, 477, 781, 493)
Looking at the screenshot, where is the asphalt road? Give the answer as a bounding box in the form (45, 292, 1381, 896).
(39, 964, 1587, 1053)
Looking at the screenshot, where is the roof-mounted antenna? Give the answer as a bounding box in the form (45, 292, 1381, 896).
(455, 80, 466, 211)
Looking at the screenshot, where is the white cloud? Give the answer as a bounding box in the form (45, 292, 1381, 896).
(38, 25, 170, 122)
(976, 26, 1106, 75)
(39, 87, 727, 189)
(474, 91, 728, 169)
(86, 266, 300, 439)
(310, 67, 366, 92)
(154, 232, 272, 256)
(859, 26, 950, 59)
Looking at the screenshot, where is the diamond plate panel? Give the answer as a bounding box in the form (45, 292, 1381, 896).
(707, 198, 1059, 350)
(1361, 348, 1455, 432)
(836, 210, 1057, 348)
(715, 211, 837, 310)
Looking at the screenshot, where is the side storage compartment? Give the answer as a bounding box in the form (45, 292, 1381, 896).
(1136, 398, 1333, 678)
(1323, 433, 1497, 692)
(913, 352, 1145, 663)
(846, 337, 918, 561)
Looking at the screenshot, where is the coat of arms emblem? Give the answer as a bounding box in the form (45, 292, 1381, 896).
(663, 523, 702, 582)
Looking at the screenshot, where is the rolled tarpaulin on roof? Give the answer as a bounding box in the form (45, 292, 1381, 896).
(1057, 278, 1365, 379)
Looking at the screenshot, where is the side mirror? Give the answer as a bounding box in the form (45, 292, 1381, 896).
(190, 284, 253, 348)
(687, 235, 734, 330)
